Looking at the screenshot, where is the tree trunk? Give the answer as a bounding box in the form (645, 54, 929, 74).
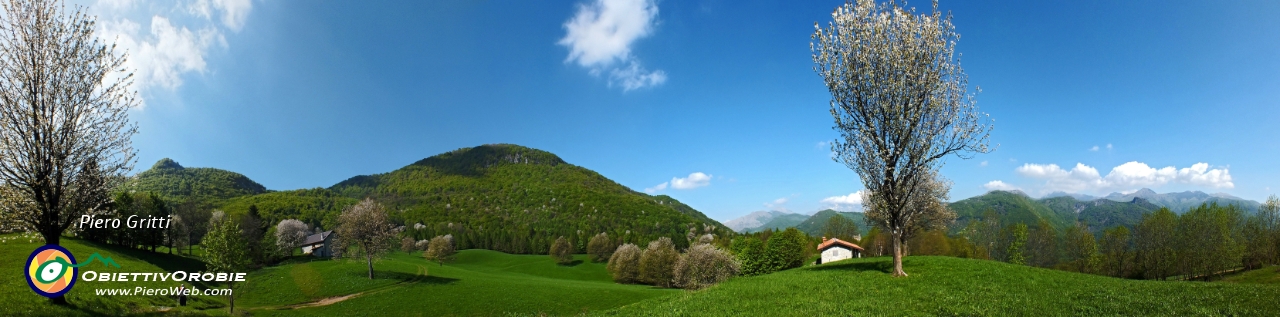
(367, 253, 375, 279)
(892, 230, 907, 277)
(41, 228, 60, 246)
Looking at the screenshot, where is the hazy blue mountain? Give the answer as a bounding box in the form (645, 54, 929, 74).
(725, 210, 792, 232)
(795, 209, 870, 237)
(1103, 188, 1260, 213)
(742, 213, 811, 233)
(1043, 191, 1097, 201)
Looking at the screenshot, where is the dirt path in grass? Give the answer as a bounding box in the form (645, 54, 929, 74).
(254, 264, 430, 310)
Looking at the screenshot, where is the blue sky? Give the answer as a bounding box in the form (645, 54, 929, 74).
(82, 0, 1280, 222)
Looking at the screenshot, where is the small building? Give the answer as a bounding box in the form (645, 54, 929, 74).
(301, 230, 335, 258)
(816, 237, 863, 265)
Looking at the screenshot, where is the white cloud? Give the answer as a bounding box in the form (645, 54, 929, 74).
(1089, 146, 1099, 152)
(608, 61, 666, 91)
(1015, 161, 1234, 194)
(670, 172, 711, 190)
(100, 17, 224, 94)
(820, 190, 864, 212)
(643, 181, 668, 194)
(189, 0, 253, 31)
(1107, 143, 1114, 150)
(816, 141, 829, 150)
(91, 0, 253, 107)
(979, 160, 988, 167)
(558, 0, 666, 91)
(983, 180, 1019, 192)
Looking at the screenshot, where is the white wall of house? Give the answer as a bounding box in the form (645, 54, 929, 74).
(821, 245, 858, 264)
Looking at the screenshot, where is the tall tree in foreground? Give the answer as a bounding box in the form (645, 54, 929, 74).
(0, 0, 138, 253)
(811, 0, 992, 277)
(1134, 208, 1177, 280)
(336, 198, 398, 279)
(204, 219, 248, 314)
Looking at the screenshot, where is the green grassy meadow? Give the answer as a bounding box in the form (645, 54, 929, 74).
(0, 233, 225, 316)
(594, 256, 1280, 316)
(6, 233, 1280, 316)
(239, 250, 678, 316)
(1220, 265, 1280, 285)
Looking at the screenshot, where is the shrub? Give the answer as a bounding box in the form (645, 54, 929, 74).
(607, 243, 642, 283)
(551, 236, 574, 265)
(415, 239, 429, 251)
(401, 237, 416, 253)
(424, 234, 455, 266)
(674, 244, 740, 289)
(587, 232, 613, 263)
(731, 237, 767, 276)
(639, 237, 679, 287)
(763, 228, 808, 273)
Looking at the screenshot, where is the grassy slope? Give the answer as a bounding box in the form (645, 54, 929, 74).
(0, 234, 225, 316)
(596, 256, 1280, 316)
(1221, 266, 1280, 285)
(240, 249, 677, 316)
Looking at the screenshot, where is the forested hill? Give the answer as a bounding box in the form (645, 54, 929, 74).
(327, 144, 729, 253)
(952, 190, 1165, 235)
(117, 158, 267, 205)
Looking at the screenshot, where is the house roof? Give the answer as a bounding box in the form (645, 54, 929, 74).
(301, 230, 333, 246)
(817, 238, 863, 251)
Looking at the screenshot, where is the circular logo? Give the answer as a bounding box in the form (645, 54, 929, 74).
(25, 245, 77, 298)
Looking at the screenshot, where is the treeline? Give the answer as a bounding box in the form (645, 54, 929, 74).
(77, 191, 310, 270)
(888, 199, 1280, 281)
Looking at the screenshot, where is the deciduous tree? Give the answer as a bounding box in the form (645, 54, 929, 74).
(204, 218, 247, 314)
(607, 243, 641, 283)
(551, 236, 574, 265)
(587, 232, 613, 263)
(335, 198, 398, 279)
(812, 0, 992, 276)
(424, 234, 455, 266)
(275, 219, 310, 256)
(0, 2, 139, 281)
(639, 237, 678, 287)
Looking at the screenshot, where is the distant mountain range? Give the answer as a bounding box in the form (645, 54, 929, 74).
(725, 209, 870, 236)
(725, 188, 1261, 236)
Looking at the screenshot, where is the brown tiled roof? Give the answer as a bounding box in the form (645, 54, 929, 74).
(817, 238, 863, 251)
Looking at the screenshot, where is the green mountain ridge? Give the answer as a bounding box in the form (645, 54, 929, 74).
(123, 144, 727, 254)
(117, 158, 267, 206)
(741, 213, 809, 233)
(795, 209, 870, 236)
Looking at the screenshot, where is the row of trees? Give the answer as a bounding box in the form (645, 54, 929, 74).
(898, 198, 1280, 281)
(605, 236, 739, 289)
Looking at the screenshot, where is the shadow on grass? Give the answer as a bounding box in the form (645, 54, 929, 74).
(344, 270, 460, 285)
(558, 260, 584, 267)
(810, 259, 894, 273)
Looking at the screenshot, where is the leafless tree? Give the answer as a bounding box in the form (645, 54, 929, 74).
(336, 198, 397, 279)
(0, 0, 138, 257)
(812, 0, 992, 276)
